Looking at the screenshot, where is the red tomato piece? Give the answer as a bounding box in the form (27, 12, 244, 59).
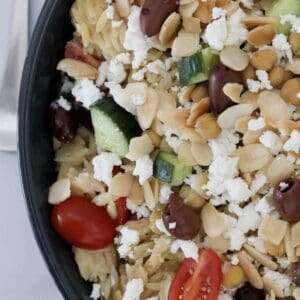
(116, 197, 130, 225)
(51, 196, 116, 250)
(168, 249, 222, 300)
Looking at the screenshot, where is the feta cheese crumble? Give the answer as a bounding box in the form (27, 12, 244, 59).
(133, 155, 153, 185)
(57, 96, 71, 111)
(72, 79, 103, 109)
(259, 130, 283, 154)
(263, 268, 292, 296)
(90, 283, 101, 300)
(126, 199, 150, 219)
(279, 182, 289, 192)
(123, 278, 144, 300)
(272, 34, 293, 63)
(159, 184, 172, 204)
(117, 227, 140, 258)
(283, 130, 300, 153)
(92, 152, 122, 186)
(247, 70, 273, 92)
(225, 178, 252, 203)
(171, 240, 199, 261)
(248, 117, 265, 131)
(281, 14, 300, 34)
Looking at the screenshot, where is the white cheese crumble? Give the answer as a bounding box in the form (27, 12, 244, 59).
(123, 6, 151, 68)
(272, 33, 293, 63)
(171, 240, 199, 261)
(281, 14, 300, 34)
(250, 172, 267, 195)
(248, 236, 266, 253)
(92, 152, 122, 186)
(61, 77, 74, 93)
(240, 0, 254, 9)
(117, 227, 140, 258)
(263, 268, 292, 296)
(231, 255, 239, 265)
(247, 70, 273, 92)
(72, 79, 103, 109)
(97, 61, 109, 86)
(248, 117, 265, 131)
(123, 278, 144, 300)
(237, 204, 261, 233)
(132, 68, 147, 81)
(224, 227, 246, 251)
(106, 53, 131, 84)
(212, 7, 226, 19)
(277, 257, 291, 269)
(259, 130, 283, 154)
(133, 155, 153, 185)
(255, 196, 273, 217)
(225, 178, 252, 203)
(126, 199, 150, 219)
(57, 96, 71, 111)
(159, 184, 172, 204)
(283, 130, 300, 153)
(203, 16, 227, 51)
(279, 182, 289, 192)
(147, 59, 166, 76)
(90, 283, 101, 300)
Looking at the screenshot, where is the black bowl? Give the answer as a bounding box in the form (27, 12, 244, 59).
(18, 0, 90, 299)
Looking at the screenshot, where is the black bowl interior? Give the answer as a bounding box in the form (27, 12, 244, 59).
(18, 0, 91, 299)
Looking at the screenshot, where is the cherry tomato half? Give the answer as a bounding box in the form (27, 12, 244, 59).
(168, 249, 222, 300)
(51, 196, 116, 250)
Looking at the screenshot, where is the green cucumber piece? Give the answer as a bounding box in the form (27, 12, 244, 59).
(177, 48, 219, 87)
(153, 152, 192, 185)
(266, 0, 300, 34)
(90, 98, 142, 157)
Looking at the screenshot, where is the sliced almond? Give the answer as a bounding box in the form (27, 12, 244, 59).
(243, 244, 278, 271)
(235, 116, 254, 134)
(48, 178, 71, 205)
(258, 91, 289, 128)
(237, 251, 264, 289)
(157, 90, 177, 113)
(179, 0, 199, 18)
(182, 16, 201, 33)
(194, 0, 215, 24)
(142, 180, 157, 210)
(201, 203, 225, 238)
(203, 235, 229, 254)
(57, 58, 98, 80)
(236, 144, 273, 173)
(242, 17, 274, 29)
(188, 173, 209, 198)
(128, 177, 144, 205)
(217, 104, 255, 129)
(195, 113, 221, 140)
(264, 240, 286, 258)
(158, 109, 189, 129)
(242, 128, 265, 145)
(127, 135, 154, 161)
(171, 30, 200, 57)
(159, 12, 181, 46)
(285, 227, 297, 263)
(220, 46, 249, 71)
(293, 287, 300, 300)
(247, 24, 276, 47)
(137, 88, 159, 130)
(223, 83, 244, 103)
(191, 142, 213, 166)
(186, 97, 210, 127)
(109, 173, 134, 197)
(258, 216, 288, 246)
(180, 127, 206, 143)
(286, 58, 300, 75)
(291, 222, 300, 248)
(191, 85, 209, 102)
(178, 141, 198, 166)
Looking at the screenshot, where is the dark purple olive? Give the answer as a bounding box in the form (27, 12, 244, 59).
(295, 262, 300, 286)
(140, 0, 178, 37)
(49, 100, 78, 143)
(162, 193, 200, 240)
(209, 62, 243, 114)
(234, 282, 264, 300)
(273, 178, 300, 223)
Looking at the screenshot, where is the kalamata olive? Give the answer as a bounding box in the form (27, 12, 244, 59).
(140, 0, 178, 37)
(273, 178, 300, 223)
(209, 62, 243, 114)
(49, 100, 78, 143)
(234, 282, 264, 300)
(294, 262, 300, 286)
(162, 193, 200, 240)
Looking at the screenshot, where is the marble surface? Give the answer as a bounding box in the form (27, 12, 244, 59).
(0, 0, 63, 299)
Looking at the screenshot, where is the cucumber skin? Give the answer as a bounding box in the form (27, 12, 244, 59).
(154, 152, 192, 184)
(267, 0, 300, 34)
(91, 98, 142, 156)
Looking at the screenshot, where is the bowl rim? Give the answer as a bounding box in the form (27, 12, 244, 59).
(18, 0, 75, 299)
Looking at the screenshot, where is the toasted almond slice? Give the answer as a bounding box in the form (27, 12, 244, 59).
(172, 30, 200, 57)
(127, 135, 154, 161)
(286, 58, 300, 75)
(242, 17, 274, 28)
(291, 222, 300, 248)
(218, 104, 256, 129)
(142, 180, 157, 210)
(220, 46, 249, 71)
(178, 141, 198, 166)
(258, 91, 289, 128)
(243, 244, 278, 271)
(157, 90, 177, 113)
(137, 88, 159, 130)
(179, 0, 199, 18)
(48, 178, 71, 205)
(223, 83, 244, 103)
(201, 203, 225, 238)
(182, 16, 201, 33)
(109, 173, 134, 197)
(237, 251, 264, 290)
(247, 24, 276, 47)
(128, 177, 145, 205)
(258, 216, 288, 246)
(159, 12, 181, 46)
(285, 227, 297, 263)
(203, 235, 229, 254)
(236, 144, 273, 173)
(191, 142, 213, 166)
(158, 109, 190, 129)
(186, 97, 210, 127)
(264, 240, 286, 258)
(57, 58, 98, 80)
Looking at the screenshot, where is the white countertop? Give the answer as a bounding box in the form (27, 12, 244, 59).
(0, 1, 63, 299)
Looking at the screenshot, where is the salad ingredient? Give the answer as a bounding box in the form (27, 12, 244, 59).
(153, 152, 192, 184)
(290, 32, 300, 56)
(280, 78, 300, 106)
(295, 262, 300, 286)
(223, 265, 245, 289)
(116, 197, 130, 225)
(162, 193, 200, 240)
(273, 178, 300, 223)
(234, 282, 265, 300)
(49, 99, 78, 143)
(90, 98, 142, 157)
(177, 48, 218, 87)
(195, 113, 221, 139)
(140, 0, 177, 37)
(266, 0, 300, 34)
(51, 196, 116, 249)
(159, 12, 181, 46)
(220, 46, 249, 72)
(247, 24, 276, 47)
(168, 249, 222, 300)
(250, 49, 277, 71)
(209, 63, 243, 114)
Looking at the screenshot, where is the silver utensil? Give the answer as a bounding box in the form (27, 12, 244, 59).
(0, 0, 28, 151)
